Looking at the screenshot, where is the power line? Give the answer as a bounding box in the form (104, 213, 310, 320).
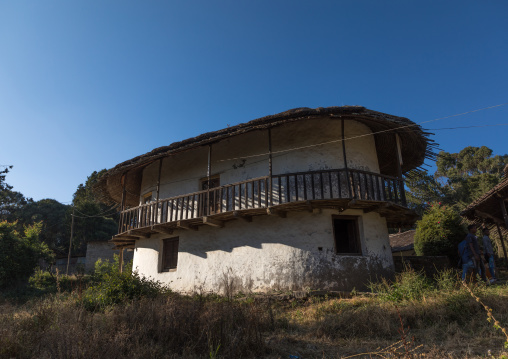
(216, 102, 508, 163)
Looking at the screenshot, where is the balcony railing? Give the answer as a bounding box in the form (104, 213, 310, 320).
(118, 168, 406, 233)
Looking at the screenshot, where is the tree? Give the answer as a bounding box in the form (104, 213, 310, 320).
(14, 199, 70, 255)
(435, 146, 508, 210)
(0, 166, 32, 221)
(0, 221, 54, 288)
(70, 170, 119, 255)
(405, 146, 508, 213)
(413, 203, 466, 259)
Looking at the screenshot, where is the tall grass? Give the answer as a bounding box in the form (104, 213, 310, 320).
(1, 266, 508, 358)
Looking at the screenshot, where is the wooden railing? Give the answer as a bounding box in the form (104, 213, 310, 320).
(118, 169, 406, 232)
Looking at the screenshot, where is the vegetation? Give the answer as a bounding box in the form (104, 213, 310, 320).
(413, 203, 467, 258)
(1, 267, 508, 358)
(406, 146, 508, 214)
(0, 221, 54, 289)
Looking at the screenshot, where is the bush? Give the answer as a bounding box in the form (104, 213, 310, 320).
(28, 269, 81, 295)
(0, 221, 54, 288)
(82, 256, 166, 311)
(414, 203, 466, 258)
(370, 267, 434, 302)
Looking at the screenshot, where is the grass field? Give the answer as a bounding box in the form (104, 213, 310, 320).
(1, 267, 508, 359)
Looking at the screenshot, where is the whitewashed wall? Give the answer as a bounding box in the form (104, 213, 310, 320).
(139, 118, 380, 204)
(132, 209, 394, 293)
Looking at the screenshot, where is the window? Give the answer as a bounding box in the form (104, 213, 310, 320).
(161, 237, 179, 272)
(332, 216, 361, 255)
(143, 192, 152, 204)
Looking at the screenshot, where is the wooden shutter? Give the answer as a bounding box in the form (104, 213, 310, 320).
(162, 238, 179, 271)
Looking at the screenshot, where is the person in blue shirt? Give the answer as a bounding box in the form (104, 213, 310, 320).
(464, 224, 488, 282)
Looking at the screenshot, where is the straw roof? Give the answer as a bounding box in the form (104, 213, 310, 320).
(389, 230, 416, 253)
(461, 165, 508, 228)
(95, 106, 436, 206)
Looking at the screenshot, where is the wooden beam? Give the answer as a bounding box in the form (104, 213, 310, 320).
(203, 216, 224, 228)
(113, 235, 139, 240)
(267, 207, 287, 218)
(474, 209, 503, 225)
(177, 221, 198, 231)
(347, 199, 358, 208)
(363, 203, 389, 213)
(495, 224, 508, 270)
(233, 211, 252, 222)
(151, 225, 174, 235)
(127, 230, 150, 239)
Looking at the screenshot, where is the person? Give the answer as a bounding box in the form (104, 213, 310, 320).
(465, 224, 488, 283)
(482, 228, 497, 283)
(459, 234, 475, 282)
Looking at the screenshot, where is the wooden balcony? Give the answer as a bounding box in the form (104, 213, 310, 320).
(113, 168, 417, 247)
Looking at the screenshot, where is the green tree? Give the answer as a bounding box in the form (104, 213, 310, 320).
(405, 170, 447, 215)
(0, 221, 55, 288)
(435, 146, 508, 210)
(413, 203, 466, 259)
(0, 166, 32, 221)
(70, 170, 119, 255)
(14, 199, 70, 255)
(405, 146, 508, 214)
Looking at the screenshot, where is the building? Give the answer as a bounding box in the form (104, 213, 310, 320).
(95, 106, 434, 293)
(461, 165, 508, 268)
(389, 230, 416, 256)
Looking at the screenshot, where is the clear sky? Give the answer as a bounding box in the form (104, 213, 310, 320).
(1, 1, 507, 203)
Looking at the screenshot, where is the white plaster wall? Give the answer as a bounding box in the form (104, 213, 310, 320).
(132, 209, 393, 293)
(139, 118, 380, 203)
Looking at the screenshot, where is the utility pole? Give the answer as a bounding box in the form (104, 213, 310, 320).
(66, 207, 75, 275)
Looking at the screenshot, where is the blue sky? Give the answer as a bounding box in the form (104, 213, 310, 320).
(1, 1, 507, 203)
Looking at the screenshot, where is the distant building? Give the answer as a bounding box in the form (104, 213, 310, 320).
(389, 230, 416, 256)
(96, 106, 434, 293)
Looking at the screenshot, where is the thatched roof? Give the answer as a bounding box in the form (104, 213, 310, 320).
(95, 106, 436, 206)
(389, 230, 415, 253)
(461, 165, 508, 229)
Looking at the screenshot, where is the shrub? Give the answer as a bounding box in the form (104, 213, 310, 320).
(414, 203, 466, 258)
(82, 257, 166, 311)
(370, 267, 433, 302)
(0, 221, 54, 288)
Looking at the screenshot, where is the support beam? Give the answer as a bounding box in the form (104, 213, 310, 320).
(267, 207, 287, 218)
(341, 119, 352, 198)
(233, 211, 253, 222)
(268, 128, 273, 207)
(495, 224, 508, 270)
(203, 216, 224, 228)
(177, 221, 198, 231)
(363, 202, 390, 213)
(119, 248, 124, 273)
(154, 159, 163, 225)
(127, 230, 150, 239)
(347, 199, 358, 208)
(499, 197, 508, 230)
(474, 209, 504, 225)
(395, 133, 407, 207)
(113, 235, 139, 240)
(151, 225, 174, 235)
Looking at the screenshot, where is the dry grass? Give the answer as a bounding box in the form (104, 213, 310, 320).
(2, 276, 508, 358)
